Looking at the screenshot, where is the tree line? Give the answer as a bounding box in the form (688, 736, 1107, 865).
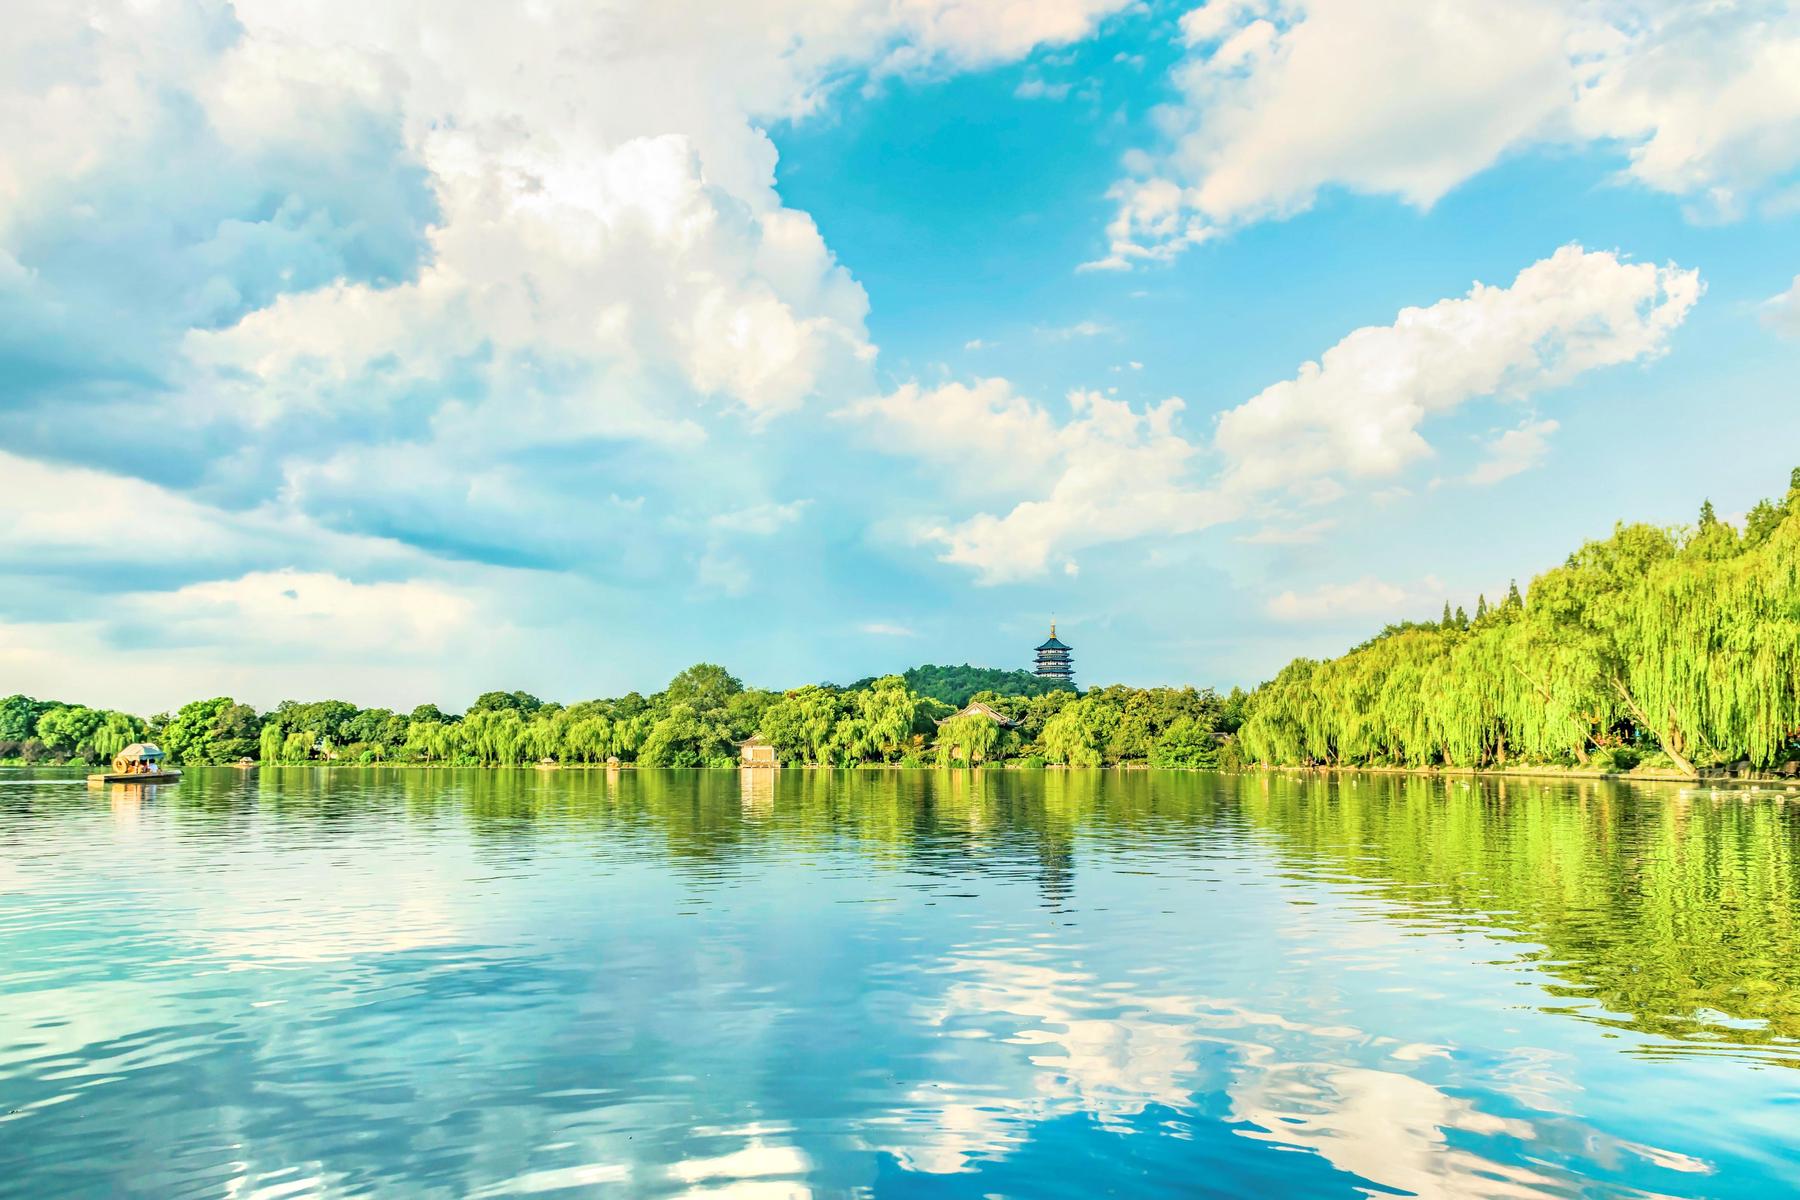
(1, 663, 1248, 770)
(14, 469, 1791, 779)
(1237, 468, 1800, 778)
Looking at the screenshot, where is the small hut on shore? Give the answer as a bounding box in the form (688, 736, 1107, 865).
(739, 735, 779, 768)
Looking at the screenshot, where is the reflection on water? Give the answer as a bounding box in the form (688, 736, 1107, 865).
(2, 767, 1799, 1197)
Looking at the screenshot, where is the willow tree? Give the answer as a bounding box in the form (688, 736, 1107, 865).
(1236, 658, 1323, 765)
(1610, 515, 1800, 770)
(935, 713, 1004, 766)
(1238, 475, 1800, 775)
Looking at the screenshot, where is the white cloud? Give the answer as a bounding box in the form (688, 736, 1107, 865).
(1763, 274, 1800, 338)
(860, 247, 1695, 583)
(0, 0, 1150, 693)
(184, 129, 875, 428)
(1468, 417, 1560, 485)
(839, 377, 1062, 496)
(847, 378, 1228, 583)
(3, 0, 1121, 564)
(1570, 5, 1800, 221)
(1266, 575, 1442, 623)
(1215, 245, 1700, 495)
(859, 622, 919, 637)
(0, 451, 251, 567)
(130, 569, 478, 656)
(0, 571, 501, 714)
(881, 0, 1131, 75)
(1097, 0, 1800, 264)
(926, 389, 1235, 583)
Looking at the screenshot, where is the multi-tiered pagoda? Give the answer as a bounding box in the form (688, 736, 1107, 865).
(1034, 623, 1074, 685)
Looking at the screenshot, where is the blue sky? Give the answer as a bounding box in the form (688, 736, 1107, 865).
(3, 0, 1798, 713)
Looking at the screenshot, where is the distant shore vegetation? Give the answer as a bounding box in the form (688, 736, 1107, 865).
(0, 665, 1248, 772)
(8, 470, 1796, 780)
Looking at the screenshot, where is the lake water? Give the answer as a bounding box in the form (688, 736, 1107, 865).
(3, 768, 1799, 1198)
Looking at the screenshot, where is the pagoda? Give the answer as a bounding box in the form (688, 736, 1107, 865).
(1033, 622, 1074, 685)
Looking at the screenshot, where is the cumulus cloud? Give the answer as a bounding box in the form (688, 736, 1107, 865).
(924, 389, 1236, 583)
(0, 3, 434, 407)
(0, 0, 1141, 635)
(1215, 245, 1700, 495)
(839, 378, 1062, 497)
(845, 379, 1228, 582)
(851, 246, 1696, 583)
(1095, 0, 1800, 265)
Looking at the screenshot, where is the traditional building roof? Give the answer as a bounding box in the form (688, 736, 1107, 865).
(936, 701, 1021, 729)
(117, 743, 164, 762)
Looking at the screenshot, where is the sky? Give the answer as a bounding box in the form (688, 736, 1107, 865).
(2, 0, 1799, 714)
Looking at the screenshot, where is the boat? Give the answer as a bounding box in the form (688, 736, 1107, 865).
(87, 743, 183, 786)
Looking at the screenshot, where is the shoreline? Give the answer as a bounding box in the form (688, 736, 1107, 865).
(1248, 762, 1800, 789)
(9, 760, 1800, 790)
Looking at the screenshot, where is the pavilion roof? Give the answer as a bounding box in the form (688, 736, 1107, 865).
(935, 701, 1021, 729)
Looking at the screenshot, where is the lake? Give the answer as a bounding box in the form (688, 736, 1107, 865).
(2, 768, 1798, 1197)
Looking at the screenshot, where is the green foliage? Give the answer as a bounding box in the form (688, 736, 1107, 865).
(878, 664, 1073, 708)
(0, 694, 58, 747)
(1590, 746, 1642, 773)
(1238, 469, 1800, 777)
(1149, 716, 1220, 768)
(4, 654, 1239, 771)
(159, 698, 260, 765)
(469, 690, 543, 716)
(935, 713, 1011, 766)
(662, 664, 742, 713)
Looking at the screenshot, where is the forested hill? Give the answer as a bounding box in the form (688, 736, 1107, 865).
(1238, 468, 1800, 779)
(850, 664, 1074, 708)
